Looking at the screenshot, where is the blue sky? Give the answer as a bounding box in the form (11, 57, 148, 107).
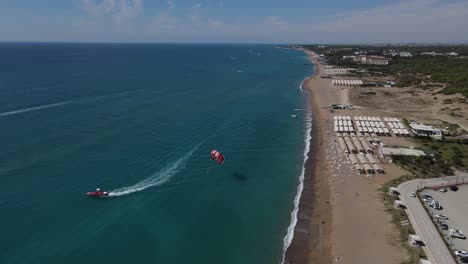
(1, 0, 468, 43)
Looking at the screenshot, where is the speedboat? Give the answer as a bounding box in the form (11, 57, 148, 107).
(86, 188, 109, 197)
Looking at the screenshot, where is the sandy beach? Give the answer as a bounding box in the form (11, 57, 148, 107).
(285, 50, 407, 264)
(284, 51, 333, 264)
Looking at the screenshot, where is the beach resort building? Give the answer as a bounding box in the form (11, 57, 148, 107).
(383, 49, 399, 56)
(399, 52, 412, 58)
(409, 123, 442, 139)
(331, 104, 354, 110)
(353, 55, 389, 65)
(381, 147, 426, 157)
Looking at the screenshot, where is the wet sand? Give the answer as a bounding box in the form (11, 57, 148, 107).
(284, 51, 332, 264)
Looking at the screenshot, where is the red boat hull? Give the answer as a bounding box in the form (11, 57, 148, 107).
(86, 191, 109, 197)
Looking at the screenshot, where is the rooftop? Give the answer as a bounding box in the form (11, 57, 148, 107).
(409, 123, 441, 131)
(382, 147, 426, 156)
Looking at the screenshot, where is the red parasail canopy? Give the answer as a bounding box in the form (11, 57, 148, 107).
(211, 150, 225, 164)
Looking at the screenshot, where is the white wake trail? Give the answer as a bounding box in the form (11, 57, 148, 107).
(108, 145, 199, 197)
(0, 101, 70, 117)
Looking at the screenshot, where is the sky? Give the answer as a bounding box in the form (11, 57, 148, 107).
(0, 0, 468, 43)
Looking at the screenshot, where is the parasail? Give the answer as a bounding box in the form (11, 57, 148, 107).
(211, 150, 225, 165)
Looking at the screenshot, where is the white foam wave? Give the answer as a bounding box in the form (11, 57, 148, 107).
(0, 101, 70, 117)
(248, 49, 262, 56)
(299, 76, 308, 92)
(108, 145, 199, 197)
(280, 92, 312, 264)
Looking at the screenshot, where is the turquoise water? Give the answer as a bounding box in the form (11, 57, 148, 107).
(0, 44, 312, 264)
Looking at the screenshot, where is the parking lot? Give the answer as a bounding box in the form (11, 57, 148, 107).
(422, 184, 468, 261)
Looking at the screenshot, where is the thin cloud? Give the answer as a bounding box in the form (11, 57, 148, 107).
(167, 0, 174, 12)
(207, 19, 223, 28)
(152, 0, 178, 30)
(83, 0, 116, 15)
(190, 3, 202, 24)
(207, 19, 239, 31)
(239, 0, 468, 43)
(114, 0, 142, 24)
(82, 0, 142, 24)
(68, 0, 468, 42)
(306, 0, 468, 43)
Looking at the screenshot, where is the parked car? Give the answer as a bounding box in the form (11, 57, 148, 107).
(450, 185, 459, 191)
(455, 250, 468, 258)
(450, 229, 467, 239)
(410, 192, 416, 197)
(430, 200, 442, 210)
(439, 221, 448, 230)
(440, 188, 447, 193)
(461, 256, 468, 263)
(435, 214, 449, 220)
(422, 195, 433, 202)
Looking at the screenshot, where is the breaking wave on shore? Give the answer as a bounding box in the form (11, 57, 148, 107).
(281, 89, 313, 263)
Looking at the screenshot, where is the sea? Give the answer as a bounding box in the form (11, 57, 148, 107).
(0, 43, 312, 264)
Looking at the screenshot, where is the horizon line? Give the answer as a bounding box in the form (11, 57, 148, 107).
(1, 41, 468, 46)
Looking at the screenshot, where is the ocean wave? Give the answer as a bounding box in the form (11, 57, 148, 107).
(298, 76, 308, 92)
(108, 144, 199, 197)
(0, 101, 70, 117)
(281, 91, 312, 264)
(248, 49, 262, 56)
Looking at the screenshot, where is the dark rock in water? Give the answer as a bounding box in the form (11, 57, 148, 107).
(232, 172, 247, 181)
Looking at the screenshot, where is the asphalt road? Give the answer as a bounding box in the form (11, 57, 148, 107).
(398, 175, 468, 264)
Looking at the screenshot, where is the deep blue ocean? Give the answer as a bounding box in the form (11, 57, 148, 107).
(0, 43, 312, 264)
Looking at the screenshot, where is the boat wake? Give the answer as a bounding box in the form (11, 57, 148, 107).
(108, 145, 199, 197)
(0, 101, 70, 117)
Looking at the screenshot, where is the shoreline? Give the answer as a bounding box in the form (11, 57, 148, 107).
(284, 50, 332, 263)
(281, 77, 312, 263)
(285, 44, 467, 264)
(290, 48, 408, 264)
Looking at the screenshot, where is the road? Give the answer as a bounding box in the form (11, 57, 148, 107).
(398, 174, 468, 264)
